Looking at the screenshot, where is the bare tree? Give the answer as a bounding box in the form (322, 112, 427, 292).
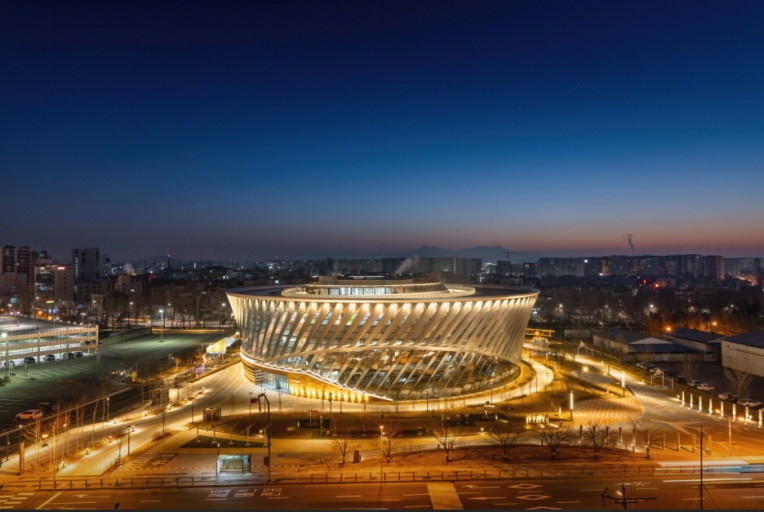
(582, 424, 616, 459)
(678, 356, 701, 383)
(329, 431, 357, 466)
(723, 368, 754, 398)
(533, 425, 575, 460)
(429, 418, 466, 463)
(379, 423, 405, 463)
(486, 423, 524, 462)
(633, 420, 662, 459)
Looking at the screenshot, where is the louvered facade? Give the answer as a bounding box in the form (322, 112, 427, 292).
(227, 277, 538, 402)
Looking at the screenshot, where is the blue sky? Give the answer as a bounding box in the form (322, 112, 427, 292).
(2, 1, 763, 261)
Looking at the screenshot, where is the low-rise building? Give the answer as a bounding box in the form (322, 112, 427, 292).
(721, 331, 764, 377)
(593, 328, 704, 362)
(665, 327, 723, 360)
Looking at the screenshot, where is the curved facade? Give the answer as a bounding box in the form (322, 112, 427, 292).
(227, 277, 538, 402)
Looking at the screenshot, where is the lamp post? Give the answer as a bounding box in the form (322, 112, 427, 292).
(379, 425, 385, 479)
(569, 390, 574, 420)
(159, 309, 164, 342)
(254, 393, 272, 482)
(2, 332, 8, 379)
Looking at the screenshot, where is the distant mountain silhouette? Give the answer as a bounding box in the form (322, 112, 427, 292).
(407, 245, 520, 262)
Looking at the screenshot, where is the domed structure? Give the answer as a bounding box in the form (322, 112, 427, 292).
(227, 277, 538, 402)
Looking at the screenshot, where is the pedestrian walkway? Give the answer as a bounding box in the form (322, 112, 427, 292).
(572, 395, 643, 426)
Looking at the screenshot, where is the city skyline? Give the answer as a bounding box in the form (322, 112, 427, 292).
(3, 1, 764, 261)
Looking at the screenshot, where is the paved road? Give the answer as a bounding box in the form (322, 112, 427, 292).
(7, 473, 764, 510)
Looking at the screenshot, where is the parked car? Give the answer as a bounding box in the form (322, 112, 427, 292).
(1, 360, 14, 367)
(696, 383, 715, 391)
(42, 354, 55, 362)
(74, 351, 84, 357)
(23, 356, 36, 364)
(738, 398, 762, 408)
(648, 367, 665, 375)
(636, 362, 656, 370)
(36, 402, 59, 413)
(687, 380, 704, 388)
(15, 409, 43, 421)
(80, 341, 93, 346)
(718, 391, 738, 402)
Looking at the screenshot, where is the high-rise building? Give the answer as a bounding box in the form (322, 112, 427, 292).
(0, 245, 35, 298)
(72, 248, 104, 283)
(54, 265, 74, 302)
(702, 255, 724, 281)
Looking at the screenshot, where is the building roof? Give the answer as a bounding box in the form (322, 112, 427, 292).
(723, 331, 764, 349)
(597, 328, 666, 345)
(595, 328, 694, 353)
(670, 327, 724, 344)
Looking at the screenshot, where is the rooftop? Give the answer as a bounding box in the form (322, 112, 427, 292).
(723, 331, 764, 349)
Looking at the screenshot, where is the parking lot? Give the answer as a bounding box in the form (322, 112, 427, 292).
(0, 331, 227, 429)
(634, 359, 764, 407)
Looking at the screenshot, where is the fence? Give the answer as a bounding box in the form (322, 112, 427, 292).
(10, 463, 764, 490)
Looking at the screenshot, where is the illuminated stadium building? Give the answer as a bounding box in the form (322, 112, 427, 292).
(227, 277, 538, 402)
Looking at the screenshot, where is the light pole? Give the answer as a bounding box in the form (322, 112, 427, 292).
(159, 309, 164, 342)
(379, 425, 385, 479)
(728, 417, 732, 456)
(254, 393, 272, 482)
(2, 332, 8, 379)
(569, 390, 574, 420)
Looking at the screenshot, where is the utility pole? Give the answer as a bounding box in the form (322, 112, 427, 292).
(255, 393, 272, 482)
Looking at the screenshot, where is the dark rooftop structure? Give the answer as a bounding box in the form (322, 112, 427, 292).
(723, 331, 764, 349)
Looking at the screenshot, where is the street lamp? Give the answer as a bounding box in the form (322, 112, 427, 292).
(253, 393, 272, 482)
(2, 332, 8, 379)
(159, 309, 164, 342)
(569, 390, 574, 420)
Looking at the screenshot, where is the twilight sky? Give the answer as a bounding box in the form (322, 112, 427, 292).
(2, 1, 763, 262)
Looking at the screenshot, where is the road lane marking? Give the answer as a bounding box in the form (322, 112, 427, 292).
(36, 492, 61, 510)
(664, 477, 753, 483)
(742, 496, 764, 499)
(456, 491, 480, 495)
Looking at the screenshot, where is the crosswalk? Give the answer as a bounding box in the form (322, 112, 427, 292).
(0, 492, 34, 509)
(121, 452, 177, 470)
